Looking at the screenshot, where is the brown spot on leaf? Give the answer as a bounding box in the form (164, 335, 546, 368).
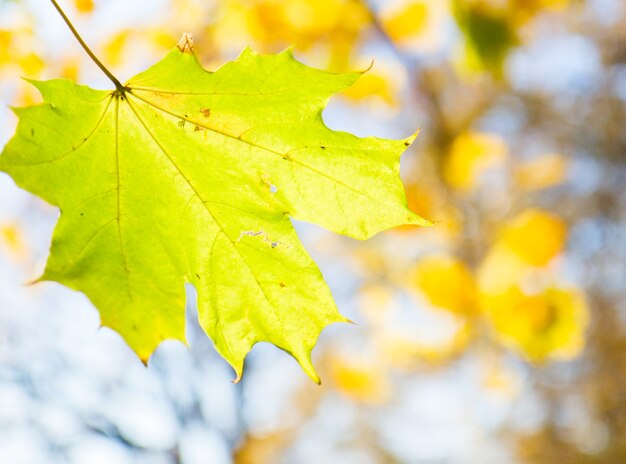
(200, 108, 211, 117)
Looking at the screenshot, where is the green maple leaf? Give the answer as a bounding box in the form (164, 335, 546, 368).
(0, 44, 428, 382)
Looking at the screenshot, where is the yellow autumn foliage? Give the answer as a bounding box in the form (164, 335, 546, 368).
(330, 355, 391, 404)
(0, 25, 42, 78)
(477, 243, 531, 295)
(214, 0, 370, 70)
(60, 56, 81, 82)
(17, 52, 44, 76)
(0, 30, 11, 66)
(482, 286, 588, 361)
(381, 1, 429, 43)
(103, 30, 131, 67)
(412, 254, 477, 314)
(443, 131, 508, 190)
(341, 72, 397, 107)
(73, 0, 95, 14)
(501, 209, 566, 267)
(475, 207, 585, 360)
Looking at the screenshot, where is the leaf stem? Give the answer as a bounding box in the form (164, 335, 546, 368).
(49, 0, 126, 93)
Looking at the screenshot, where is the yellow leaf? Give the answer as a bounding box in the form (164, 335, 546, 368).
(502, 209, 566, 266)
(482, 286, 588, 361)
(147, 30, 180, 53)
(215, 0, 371, 69)
(515, 154, 567, 191)
(341, 72, 397, 106)
(60, 57, 81, 82)
(412, 254, 477, 314)
(477, 243, 530, 294)
(443, 131, 508, 190)
(103, 30, 131, 67)
(330, 355, 391, 404)
(382, 2, 429, 42)
(0, 30, 12, 65)
(17, 52, 44, 76)
(74, 0, 95, 14)
(393, 180, 462, 238)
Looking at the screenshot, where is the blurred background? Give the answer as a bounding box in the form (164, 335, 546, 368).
(1, 0, 625, 462)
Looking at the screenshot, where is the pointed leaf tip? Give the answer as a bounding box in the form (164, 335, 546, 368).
(176, 32, 195, 54)
(294, 349, 321, 384)
(280, 46, 295, 58)
(359, 59, 375, 74)
(404, 129, 421, 147)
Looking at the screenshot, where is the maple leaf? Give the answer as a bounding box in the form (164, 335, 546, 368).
(0, 43, 428, 382)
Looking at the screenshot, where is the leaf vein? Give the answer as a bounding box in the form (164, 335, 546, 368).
(125, 97, 292, 347)
(127, 91, 381, 206)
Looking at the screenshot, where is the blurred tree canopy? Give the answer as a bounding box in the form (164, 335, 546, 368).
(0, 0, 625, 462)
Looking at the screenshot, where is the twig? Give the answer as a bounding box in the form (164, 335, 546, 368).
(49, 0, 126, 93)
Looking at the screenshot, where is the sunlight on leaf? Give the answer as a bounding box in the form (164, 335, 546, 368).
(0, 45, 427, 382)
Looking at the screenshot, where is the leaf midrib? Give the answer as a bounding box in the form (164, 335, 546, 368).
(127, 88, 384, 206)
(123, 96, 296, 353)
